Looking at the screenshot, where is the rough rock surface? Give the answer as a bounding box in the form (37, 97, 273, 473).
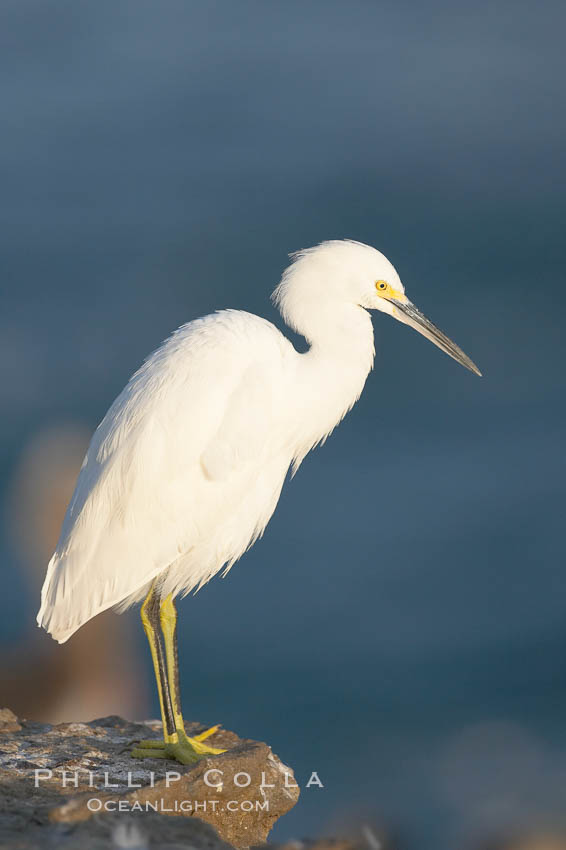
(0, 711, 299, 849)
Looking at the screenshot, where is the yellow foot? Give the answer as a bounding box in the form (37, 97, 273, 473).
(131, 725, 225, 764)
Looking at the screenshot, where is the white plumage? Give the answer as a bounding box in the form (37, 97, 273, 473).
(38, 240, 479, 644)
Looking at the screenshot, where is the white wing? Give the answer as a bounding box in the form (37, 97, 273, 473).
(200, 361, 274, 480)
(37, 310, 292, 643)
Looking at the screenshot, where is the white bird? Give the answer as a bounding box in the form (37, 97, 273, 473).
(37, 240, 480, 764)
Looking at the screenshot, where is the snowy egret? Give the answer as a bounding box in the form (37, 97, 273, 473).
(38, 240, 480, 764)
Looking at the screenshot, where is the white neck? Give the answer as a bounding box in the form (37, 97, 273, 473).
(284, 301, 375, 468)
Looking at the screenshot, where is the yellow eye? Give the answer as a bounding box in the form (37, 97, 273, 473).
(375, 280, 389, 293)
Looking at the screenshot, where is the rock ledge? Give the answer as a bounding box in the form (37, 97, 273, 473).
(0, 710, 300, 849)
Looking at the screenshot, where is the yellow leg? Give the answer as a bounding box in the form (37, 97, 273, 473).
(132, 590, 225, 764)
(138, 584, 176, 744)
(160, 595, 184, 732)
(160, 594, 225, 757)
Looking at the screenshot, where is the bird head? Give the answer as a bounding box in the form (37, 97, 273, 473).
(274, 240, 481, 376)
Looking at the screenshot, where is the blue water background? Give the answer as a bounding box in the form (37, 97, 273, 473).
(1, 2, 565, 847)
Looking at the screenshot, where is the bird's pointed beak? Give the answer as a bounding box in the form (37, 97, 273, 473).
(391, 298, 482, 376)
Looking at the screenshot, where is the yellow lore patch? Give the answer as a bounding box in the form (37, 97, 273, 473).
(375, 280, 407, 303)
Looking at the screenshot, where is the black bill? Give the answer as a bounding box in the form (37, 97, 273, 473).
(393, 300, 482, 376)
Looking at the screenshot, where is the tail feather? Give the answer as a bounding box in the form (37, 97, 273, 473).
(37, 548, 166, 643)
(37, 553, 81, 643)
